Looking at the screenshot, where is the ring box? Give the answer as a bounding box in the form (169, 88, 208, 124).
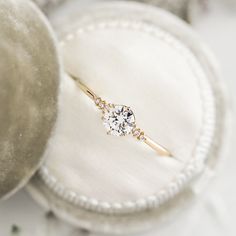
(27, 1, 228, 234)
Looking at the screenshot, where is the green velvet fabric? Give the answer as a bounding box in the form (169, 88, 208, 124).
(0, 0, 60, 200)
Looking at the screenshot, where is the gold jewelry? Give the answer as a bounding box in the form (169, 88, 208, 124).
(69, 73, 172, 157)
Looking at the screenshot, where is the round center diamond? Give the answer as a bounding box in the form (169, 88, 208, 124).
(103, 105, 136, 136)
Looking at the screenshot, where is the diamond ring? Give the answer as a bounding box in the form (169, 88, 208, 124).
(69, 74, 172, 157)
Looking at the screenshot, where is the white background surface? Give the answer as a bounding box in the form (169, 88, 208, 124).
(0, 1, 236, 236)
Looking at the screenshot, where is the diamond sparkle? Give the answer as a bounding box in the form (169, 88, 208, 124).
(103, 105, 135, 136)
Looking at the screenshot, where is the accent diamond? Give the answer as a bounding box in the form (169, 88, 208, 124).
(103, 105, 135, 136)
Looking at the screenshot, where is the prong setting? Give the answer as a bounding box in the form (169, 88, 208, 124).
(95, 98, 146, 140)
(102, 104, 136, 136)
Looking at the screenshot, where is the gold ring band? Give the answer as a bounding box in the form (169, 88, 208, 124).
(69, 73, 172, 157)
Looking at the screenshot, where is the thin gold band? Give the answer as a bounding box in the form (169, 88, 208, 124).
(69, 73, 172, 157)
